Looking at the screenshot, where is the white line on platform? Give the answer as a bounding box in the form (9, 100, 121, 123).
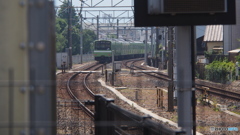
(98, 78, 203, 135)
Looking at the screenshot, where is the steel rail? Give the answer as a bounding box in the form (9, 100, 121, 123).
(66, 63, 102, 119)
(124, 59, 240, 101)
(67, 72, 94, 119)
(195, 84, 240, 101)
(83, 64, 103, 99)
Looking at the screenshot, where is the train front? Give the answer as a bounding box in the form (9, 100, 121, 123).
(94, 40, 112, 63)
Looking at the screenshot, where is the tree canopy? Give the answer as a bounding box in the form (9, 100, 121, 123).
(55, 0, 97, 55)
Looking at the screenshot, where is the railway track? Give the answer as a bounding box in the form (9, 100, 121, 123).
(126, 59, 240, 101)
(195, 84, 240, 101)
(124, 59, 169, 81)
(66, 63, 103, 119)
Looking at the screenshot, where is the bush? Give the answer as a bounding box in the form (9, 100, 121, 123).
(205, 59, 235, 83)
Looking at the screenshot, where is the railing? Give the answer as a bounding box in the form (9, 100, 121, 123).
(95, 95, 186, 135)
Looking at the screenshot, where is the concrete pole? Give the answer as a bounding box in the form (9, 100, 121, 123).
(145, 27, 148, 64)
(151, 27, 154, 57)
(112, 50, 115, 86)
(167, 26, 174, 112)
(97, 15, 99, 40)
(176, 26, 193, 135)
(80, 14, 83, 64)
(155, 27, 159, 58)
(161, 27, 164, 64)
(68, 0, 73, 68)
(117, 19, 119, 39)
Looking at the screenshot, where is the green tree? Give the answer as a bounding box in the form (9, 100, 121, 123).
(57, 0, 79, 26)
(83, 29, 97, 54)
(55, 17, 67, 52)
(56, 1, 97, 55)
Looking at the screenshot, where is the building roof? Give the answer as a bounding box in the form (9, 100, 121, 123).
(203, 25, 223, 42)
(228, 49, 240, 53)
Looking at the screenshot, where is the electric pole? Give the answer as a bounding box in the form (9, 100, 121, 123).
(168, 26, 174, 112)
(68, 0, 73, 68)
(79, 13, 83, 64)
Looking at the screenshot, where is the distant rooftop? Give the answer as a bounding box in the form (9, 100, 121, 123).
(228, 49, 240, 53)
(203, 25, 223, 42)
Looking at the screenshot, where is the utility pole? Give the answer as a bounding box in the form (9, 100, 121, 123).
(117, 19, 119, 39)
(167, 26, 174, 112)
(68, 0, 72, 68)
(176, 26, 193, 135)
(80, 13, 83, 64)
(145, 27, 148, 64)
(97, 15, 99, 40)
(151, 27, 154, 58)
(155, 27, 160, 67)
(191, 26, 197, 135)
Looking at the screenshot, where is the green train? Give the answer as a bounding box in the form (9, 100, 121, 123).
(93, 40, 146, 63)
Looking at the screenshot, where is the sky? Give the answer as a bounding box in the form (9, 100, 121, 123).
(55, 0, 132, 8)
(54, 0, 206, 37)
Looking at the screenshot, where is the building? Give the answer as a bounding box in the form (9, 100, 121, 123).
(223, 0, 240, 55)
(203, 25, 223, 54)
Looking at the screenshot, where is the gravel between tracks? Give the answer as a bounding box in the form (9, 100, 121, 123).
(57, 61, 240, 135)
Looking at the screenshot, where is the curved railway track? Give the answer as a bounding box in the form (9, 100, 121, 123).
(66, 63, 103, 119)
(124, 59, 169, 81)
(126, 59, 240, 101)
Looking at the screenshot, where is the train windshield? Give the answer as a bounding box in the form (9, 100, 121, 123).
(95, 41, 111, 50)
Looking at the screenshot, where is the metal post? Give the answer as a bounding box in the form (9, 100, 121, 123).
(79, 13, 83, 64)
(117, 19, 119, 39)
(151, 27, 154, 58)
(191, 26, 197, 135)
(168, 26, 174, 112)
(161, 29, 164, 63)
(80, 14, 83, 64)
(236, 62, 239, 80)
(97, 15, 99, 40)
(112, 50, 115, 86)
(145, 27, 148, 64)
(105, 70, 108, 82)
(155, 27, 160, 67)
(27, 1, 57, 135)
(101, 66, 104, 75)
(176, 26, 193, 135)
(68, 0, 73, 68)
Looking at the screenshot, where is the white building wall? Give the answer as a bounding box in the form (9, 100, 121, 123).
(224, 0, 240, 54)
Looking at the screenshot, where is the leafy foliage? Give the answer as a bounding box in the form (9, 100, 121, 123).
(57, 0, 79, 26)
(204, 51, 212, 59)
(55, 1, 97, 55)
(205, 59, 235, 83)
(56, 17, 67, 52)
(235, 54, 240, 63)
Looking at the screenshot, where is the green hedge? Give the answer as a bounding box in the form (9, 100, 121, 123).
(205, 60, 235, 83)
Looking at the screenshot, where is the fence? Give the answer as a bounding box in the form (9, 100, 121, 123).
(72, 54, 94, 64)
(95, 95, 185, 135)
